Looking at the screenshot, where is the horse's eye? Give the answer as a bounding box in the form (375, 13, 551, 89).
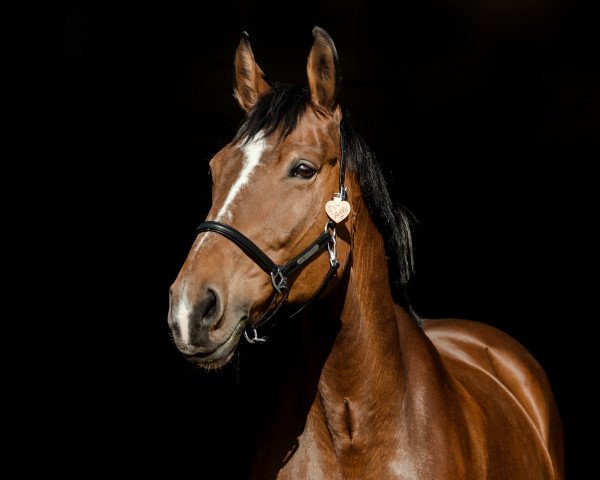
(291, 162, 316, 179)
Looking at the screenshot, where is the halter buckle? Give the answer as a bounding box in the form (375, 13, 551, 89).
(270, 268, 288, 294)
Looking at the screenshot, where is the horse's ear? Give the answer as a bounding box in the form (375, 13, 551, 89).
(234, 32, 271, 113)
(307, 27, 340, 112)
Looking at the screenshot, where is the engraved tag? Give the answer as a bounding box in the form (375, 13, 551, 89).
(325, 195, 351, 223)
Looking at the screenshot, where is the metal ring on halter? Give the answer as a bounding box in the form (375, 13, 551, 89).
(270, 268, 288, 294)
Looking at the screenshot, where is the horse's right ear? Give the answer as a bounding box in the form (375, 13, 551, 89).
(307, 27, 340, 113)
(233, 32, 271, 113)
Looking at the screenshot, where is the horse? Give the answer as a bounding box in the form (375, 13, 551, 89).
(167, 27, 564, 479)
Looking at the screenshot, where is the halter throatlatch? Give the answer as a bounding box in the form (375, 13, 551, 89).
(194, 127, 348, 343)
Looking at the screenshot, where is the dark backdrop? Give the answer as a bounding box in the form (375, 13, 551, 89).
(5, 0, 597, 477)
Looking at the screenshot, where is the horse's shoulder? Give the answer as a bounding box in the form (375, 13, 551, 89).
(422, 318, 560, 451)
(422, 318, 542, 376)
(423, 317, 532, 358)
(422, 318, 549, 393)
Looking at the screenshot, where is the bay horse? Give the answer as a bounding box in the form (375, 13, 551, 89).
(168, 28, 563, 479)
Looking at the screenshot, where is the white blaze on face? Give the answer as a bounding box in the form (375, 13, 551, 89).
(174, 285, 192, 344)
(175, 134, 268, 344)
(191, 134, 267, 256)
(216, 134, 267, 221)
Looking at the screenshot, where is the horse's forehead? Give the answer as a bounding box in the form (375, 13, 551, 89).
(213, 143, 243, 164)
(266, 117, 339, 164)
(289, 111, 339, 148)
(214, 112, 338, 172)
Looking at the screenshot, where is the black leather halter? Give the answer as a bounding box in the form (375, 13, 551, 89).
(195, 128, 347, 343)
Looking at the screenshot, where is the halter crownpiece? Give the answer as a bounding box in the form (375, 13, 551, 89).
(325, 125, 351, 223)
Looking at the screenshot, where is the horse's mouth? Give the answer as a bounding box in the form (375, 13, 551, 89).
(183, 316, 249, 369)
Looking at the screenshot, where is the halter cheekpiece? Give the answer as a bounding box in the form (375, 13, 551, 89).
(195, 127, 348, 343)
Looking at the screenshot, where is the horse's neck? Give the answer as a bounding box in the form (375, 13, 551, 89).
(313, 204, 438, 456)
(315, 210, 408, 440)
(250, 202, 457, 477)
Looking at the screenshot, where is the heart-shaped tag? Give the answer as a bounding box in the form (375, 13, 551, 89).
(325, 196, 351, 223)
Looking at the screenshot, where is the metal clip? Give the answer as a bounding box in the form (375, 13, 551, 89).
(244, 328, 267, 344)
(270, 268, 288, 294)
(327, 224, 339, 268)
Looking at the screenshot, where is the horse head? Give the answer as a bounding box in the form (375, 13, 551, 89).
(168, 28, 353, 368)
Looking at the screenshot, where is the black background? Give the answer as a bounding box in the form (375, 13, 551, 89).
(5, 0, 598, 477)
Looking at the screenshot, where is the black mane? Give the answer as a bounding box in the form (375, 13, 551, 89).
(235, 84, 311, 143)
(236, 83, 417, 315)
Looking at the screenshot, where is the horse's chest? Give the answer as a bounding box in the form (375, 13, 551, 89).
(275, 425, 413, 480)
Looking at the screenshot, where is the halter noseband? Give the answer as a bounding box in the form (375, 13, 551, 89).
(195, 127, 347, 343)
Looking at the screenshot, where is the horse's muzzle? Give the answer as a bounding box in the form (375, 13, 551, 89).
(168, 284, 246, 366)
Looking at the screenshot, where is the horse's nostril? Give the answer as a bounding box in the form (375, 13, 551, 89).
(195, 288, 220, 330)
(205, 289, 217, 320)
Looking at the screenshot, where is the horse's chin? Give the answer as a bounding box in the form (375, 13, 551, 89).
(183, 316, 248, 370)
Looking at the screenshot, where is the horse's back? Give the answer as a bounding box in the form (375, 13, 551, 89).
(423, 318, 564, 479)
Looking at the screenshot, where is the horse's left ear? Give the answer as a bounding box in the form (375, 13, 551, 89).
(307, 27, 340, 113)
(234, 32, 271, 113)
